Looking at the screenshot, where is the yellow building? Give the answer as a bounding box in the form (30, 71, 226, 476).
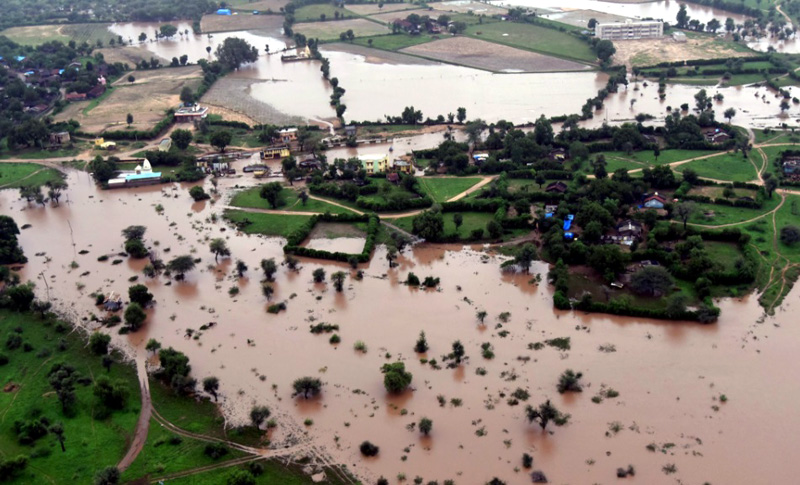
(359, 154, 389, 175)
(262, 146, 291, 159)
(392, 159, 413, 174)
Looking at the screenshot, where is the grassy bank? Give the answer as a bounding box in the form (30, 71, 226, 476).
(0, 163, 64, 188)
(224, 209, 313, 237)
(230, 186, 355, 215)
(0, 310, 140, 484)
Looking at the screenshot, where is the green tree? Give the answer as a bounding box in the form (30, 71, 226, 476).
(418, 417, 433, 436)
(227, 470, 256, 485)
(250, 405, 271, 426)
(665, 293, 688, 318)
(261, 258, 277, 281)
(312, 268, 326, 283)
(292, 376, 323, 398)
(557, 369, 583, 393)
(145, 338, 161, 354)
(203, 376, 220, 401)
(179, 86, 194, 104)
(676, 4, 690, 28)
(171, 129, 193, 150)
(122, 225, 147, 241)
(514, 244, 537, 273)
(210, 131, 232, 152)
(46, 180, 67, 206)
(128, 284, 154, 307)
(594, 39, 616, 63)
(94, 466, 120, 485)
(331, 271, 347, 292)
(49, 423, 66, 452)
(381, 362, 413, 393)
(533, 115, 554, 145)
(5, 284, 34, 312)
(124, 303, 146, 330)
(259, 182, 283, 209)
(780, 225, 800, 246)
(215, 37, 259, 70)
(629, 266, 674, 296)
(166, 255, 196, 279)
(414, 331, 429, 353)
(88, 156, 118, 184)
(524, 400, 569, 431)
(456, 107, 467, 123)
(476, 310, 487, 324)
(159, 24, 178, 38)
(48, 362, 78, 411)
(449, 340, 466, 365)
(724, 107, 736, 123)
(453, 213, 463, 231)
(209, 238, 231, 262)
(126, 113, 133, 125)
(675, 202, 696, 230)
(412, 208, 444, 241)
(93, 376, 129, 409)
(89, 333, 111, 355)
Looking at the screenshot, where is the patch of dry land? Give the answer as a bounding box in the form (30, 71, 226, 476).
(400, 36, 591, 72)
(345, 3, 419, 15)
(96, 46, 167, 67)
(369, 9, 439, 24)
(53, 66, 202, 133)
(616, 36, 753, 67)
(545, 9, 629, 29)
(200, 13, 284, 33)
(430, 0, 508, 16)
(323, 42, 439, 65)
(1, 23, 115, 46)
(200, 76, 306, 126)
(294, 18, 390, 40)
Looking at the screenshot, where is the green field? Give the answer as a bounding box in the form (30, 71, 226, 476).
(417, 177, 481, 202)
(0, 163, 65, 189)
(392, 211, 526, 241)
(0, 23, 116, 46)
(0, 310, 140, 485)
(674, 152, 758, 182)
(230, 187, 354, 215)
(294, 4, 354, 22)
(597, 149, 721, 167)
(464, 21, 597, 63)
(224, 209, 313, 237)
(687, 193, 782, 226)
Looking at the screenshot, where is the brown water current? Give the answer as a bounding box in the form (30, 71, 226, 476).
(3, 170, 800, 483)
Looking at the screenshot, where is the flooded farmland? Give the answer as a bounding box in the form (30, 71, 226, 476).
(5, 169, 800, 483)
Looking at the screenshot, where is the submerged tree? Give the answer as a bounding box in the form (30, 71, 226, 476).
(292, 376, 322, 398)
(261, 258, 277, 281)
(556, 369, 583, 393)
(209, 238, 231, 262)
(203, 376, 220, 401)
(166, 255, 196, 279)
(250, 405, 271, 427)
(524, 400, 569, 431)
(414, 331, 429, 353)
(418, 417, 433, 436)
(381, 362, 413, 393)
(331, 271, 347, 292)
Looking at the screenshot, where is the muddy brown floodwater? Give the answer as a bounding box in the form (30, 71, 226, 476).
(4, 170, 800, 484)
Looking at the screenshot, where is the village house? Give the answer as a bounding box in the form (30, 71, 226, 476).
(702, 128, 731, 144)
(783, 158, 800, 180)
(386, 172, 400, 184)
(65, 92, 87, 102)
(545, 181, 568, 193)
(344, 125, 357, 137)
(174, 104, 209, 123)
(279, 128, 298, 143)
(108, 159, 162, 188)
(358, 154, 389, 175)
(158, 138, 172, 152)
(549, 148, 567, 163)
(643, 193, 667, 209)
(616, 219, 643, 239)
(393, 159, 413, 174)
(86, 84, 106, 99)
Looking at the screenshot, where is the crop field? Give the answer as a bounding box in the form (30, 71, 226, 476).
(223, 209, 313, 237)
(620, 34, 753, 67)
(674, 152, 759, 182)
(294, 4, 355, 22)
(0, 23, 116, 46)
(401, 36, 591, 72)
(429, 0, 508, 16)
(294, 18, 389, 41)
(464, 21, 598, 63)
(368, 9, 437, 24)
(0, 163, 64, 189)
(417, 176, 482, 202)
(200, 13, 284, 33)
(53, 66, 202, 133)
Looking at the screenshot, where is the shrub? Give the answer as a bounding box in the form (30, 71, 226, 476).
(189, 185, 211, 201)
(128, 284, 154, 307)
(89, 333, 111, 355)
(381, 362, 413, 393)
(203, 442, 229, 459)
(557, 369, 583, 393)
(406, 272, 420, 286)
(124, 239, 149, 259)
(359, 440, 379, 457)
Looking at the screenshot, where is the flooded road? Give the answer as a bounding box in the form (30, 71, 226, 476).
(4, 170, 800, 483)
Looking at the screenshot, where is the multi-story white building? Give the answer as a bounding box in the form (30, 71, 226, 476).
(595, 19, 663, 40)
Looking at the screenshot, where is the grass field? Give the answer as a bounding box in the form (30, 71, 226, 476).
(597, 149, 722, 167)
(353, 33, 437, 50)
(224, 209, 313, 237)
(674, 152, 758, 182)
(417, 177, 481, 202)
(0, 163, 65, 189)
(121, 417, 246, 481)
(0, 310, 140, 485)
(392, 211, 526, 241)
(230, 187, 355, 214)
(464, 21, 597, 63)
(294, 4, 355, 22)
(0, 23, 115, 46)
(294, 18, 389, 41)
(687, 194, 782, 226)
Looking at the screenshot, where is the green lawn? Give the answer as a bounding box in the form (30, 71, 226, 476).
(687, 194, 782, 226)
(706, 241, 745, 271)
(674, 152, 758, 182)
(223, 210, 313, 237)
(464, 21, 597, 63)
(0, 163, 65, 189)
(230, 187, 355, 215)
(121, 417, 246, 482)
(417, 177, 481, 202)
(753, 129, 800, 145)
(0, 310, 140, 485)
(597, 149, 720, 167)
(0, 147, 81, 160)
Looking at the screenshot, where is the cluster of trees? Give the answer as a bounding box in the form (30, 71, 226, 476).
(0, 215, 27, 264)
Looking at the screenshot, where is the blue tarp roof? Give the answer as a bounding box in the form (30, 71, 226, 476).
(15, 56, 26, 62)
(125, 172, 161, 181)
(544, 213, 553, 218)
(564, 232, 574, 239)
(563, 219, 572, 231)
(216, 8, 231, 14)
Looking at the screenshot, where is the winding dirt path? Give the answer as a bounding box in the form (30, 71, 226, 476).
(117, 359, 152, 471)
